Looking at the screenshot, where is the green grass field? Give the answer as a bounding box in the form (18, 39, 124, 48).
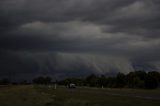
(0, 85, 160, 106)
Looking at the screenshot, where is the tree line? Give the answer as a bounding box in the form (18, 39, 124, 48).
(0, 71, 160, 89)
(58, 71, 160, 89)
(0, 77, 53, 85)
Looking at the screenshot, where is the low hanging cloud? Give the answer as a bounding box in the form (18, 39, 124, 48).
(0, 0, 160, 79)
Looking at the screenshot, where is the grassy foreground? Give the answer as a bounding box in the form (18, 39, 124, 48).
(0, 85, 160, 106)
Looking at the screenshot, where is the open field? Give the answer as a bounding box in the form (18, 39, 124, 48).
(0, 85, 160, 106)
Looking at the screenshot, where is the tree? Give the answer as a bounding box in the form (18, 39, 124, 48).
(59, 78, 85, 86)
(45, 77, 52, 85)
(126, 72, 139, 88)
(57, 71, 160, 89)
(134, 71, 147, 88)
(145, 71, 160, 89)
(98, 75, 107, 87)
(135, 71, 147, 80)
(0, 78, 10, 85)
(106, 77, 117, 88)
(116, 72, 126, 88)
(86, 74, 98, 87)
(126, 71, 146, 88)
(32, 76, 52, 85)
(20, 80, 29, 85)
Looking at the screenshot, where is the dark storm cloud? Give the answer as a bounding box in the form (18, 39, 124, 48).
(1, 0, 160, 37)
(0, 0, 160, 79)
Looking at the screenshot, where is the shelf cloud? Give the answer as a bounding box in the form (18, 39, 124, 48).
(0, 0, 160, 79)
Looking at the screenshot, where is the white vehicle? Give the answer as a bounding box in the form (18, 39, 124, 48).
(68, 83, 76, 88)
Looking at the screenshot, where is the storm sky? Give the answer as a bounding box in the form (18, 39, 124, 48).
(0, 0, 160, 80)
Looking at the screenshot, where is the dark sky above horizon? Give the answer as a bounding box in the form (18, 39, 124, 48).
(0, 0, 160, 80)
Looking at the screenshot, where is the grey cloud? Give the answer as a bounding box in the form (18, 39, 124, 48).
(0, 0, 160, 79)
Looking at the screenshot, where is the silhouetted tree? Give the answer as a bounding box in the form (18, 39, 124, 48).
(106, 77, 117, 88)
(98, 75, 107, 87)
(145, 71, 160, 89)
(59, 78, 85, 86)
(45, 77, 52, 85)
(116, 72, 126, 88)
(32, 76, 52, 85)
(135, 71, 147, 80)
(86, 74, 98, 87)
(20, 80, 29, 85)
(57, 71, 160, 89)
(0, 78, 10, 85)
